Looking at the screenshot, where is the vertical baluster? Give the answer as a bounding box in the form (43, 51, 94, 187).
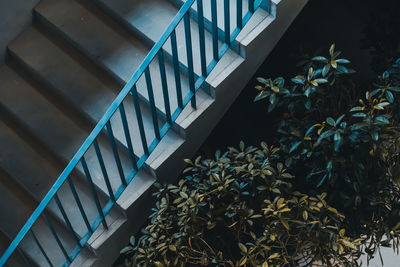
(66, 177, 92, 233)
(237, 0, 243, 29)
(54, 194, 80, 245)
(183, 13, 196, 108)
(16, 247, 32, 267)
(118, 103, 138, 170)
(157, 50, 172, 124)
(211, 0, 218, 61)
(197, 0, 207, 76)
(93, 139, 115, 202)
(105, 121, 126, 186)
(144, 68, 161, 139)
(30, 230, 53, 267)
(170, 31, 183, 109)
(249, 0, 255, 13)
(42, 213, 71, 264)
(80, 157, 108, 229)
(224, 0, 230, 45)
(261, 0, 271, 13)
(130, 85, 149, 155)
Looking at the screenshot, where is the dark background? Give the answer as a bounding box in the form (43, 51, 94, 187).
(198, 0, 400, 156)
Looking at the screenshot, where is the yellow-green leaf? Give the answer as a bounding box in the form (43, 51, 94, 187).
(341, 240, 356, 250)
(239, 256, 247, 266)
(268, 253, 280, 260)
(271, 86, 280, 93)
(238, 242, 247, 253)
(303, 210, 308, 220)
(277, 198, 285, 208)
(280, 218, 290, 230)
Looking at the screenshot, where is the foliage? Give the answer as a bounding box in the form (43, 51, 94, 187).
(122, 143, 361, 266)
(254, 44, 400, 262)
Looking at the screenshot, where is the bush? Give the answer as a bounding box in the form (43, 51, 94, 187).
(254, 44, 400, 262)
(122, 143, 361, 266)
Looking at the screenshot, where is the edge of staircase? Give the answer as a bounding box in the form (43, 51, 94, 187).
(81, 0, 309, 266)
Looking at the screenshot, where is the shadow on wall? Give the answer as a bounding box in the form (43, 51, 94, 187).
(199, 0, 400, 156)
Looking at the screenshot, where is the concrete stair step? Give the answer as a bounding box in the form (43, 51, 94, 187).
(0, 64, 139, 199)
(171, 0, 255, 37)
(94, 0, 222, 80)
(8, 25, 161, 159)
(0, 164, 94, 267)
(0, 115, 123, 250)
(35, 0, 193, 120)
(0, 230, 34, 267)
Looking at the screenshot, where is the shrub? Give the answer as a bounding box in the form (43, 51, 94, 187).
(122, 143, 361, 266)
(254, 44, 400, 262)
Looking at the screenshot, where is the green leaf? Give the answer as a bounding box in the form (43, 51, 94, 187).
(289, 141, 302, 153)
(120, 246, 133, 254)
(314, 78, 328, 84)
(336, 58, 350, 64)
(352, 112, 366, 118)
(291, 77, 305, 85)
(130, 236, 136, 246)
(257, 77, 268, 84)
(269, 93, 276, 104)
(326, 117, 336, 126)
(350, 106, 364, 112)
(336, 114, 345, 125)
(386, 90, 394, 103)
(329, 43, 335, 57)
(312, 56, 328, 62)
(375, 116, 390, 124)
(322, 64, 330, 77)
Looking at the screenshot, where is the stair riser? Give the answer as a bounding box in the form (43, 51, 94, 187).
(33, 8, 186, 141)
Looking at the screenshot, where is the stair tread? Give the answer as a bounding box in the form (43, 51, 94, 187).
(178, 0, 253, 35)
(98, 0, 222, 77)
(0, 229, 32, 266)
(0, 114, 123, 242)
(0, 65, 89, 161)
(35, 0, 148, 84)
(0, 65, 140, 196)
(35, 0, 192, 118)
(8, 26, 160, 157)
(0, 164, 94, 267)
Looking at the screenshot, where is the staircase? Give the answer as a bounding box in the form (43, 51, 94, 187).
(0, 0, 307, 266)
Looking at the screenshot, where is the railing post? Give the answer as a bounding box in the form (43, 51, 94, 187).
(30, 230, 53, 267)
(130, 85, 149, 155)
(249, 0, 255, 13)
(224, 0, 230, 45)
(42, 213, 71, 264)
(211, 0, 219, 61)
(197, 0, 207, 77)
(144, 68, 161, 139)
(260, 0, 271, 12)
(170, 30, 184, 110)
(184, 13, 196, 108)
(237, 0, 243, 29)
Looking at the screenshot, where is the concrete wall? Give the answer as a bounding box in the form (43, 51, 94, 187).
(0, 0, 40, 64)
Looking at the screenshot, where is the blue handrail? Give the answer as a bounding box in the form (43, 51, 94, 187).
(0, 0, 271, 265)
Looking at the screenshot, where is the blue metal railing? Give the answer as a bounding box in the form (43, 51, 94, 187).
(0, 0, 271, 265)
